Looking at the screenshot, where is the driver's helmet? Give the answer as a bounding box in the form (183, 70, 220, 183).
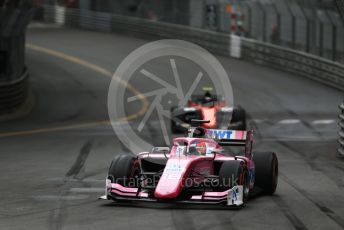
(203, 91, 213, 103)
(204, 90, 212, 97)
(196, 141, 207, 155)
(192, 127, 206, 138)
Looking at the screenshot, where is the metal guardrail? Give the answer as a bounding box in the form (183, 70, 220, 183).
(42, 6, 232, 56)
(39, 6, 344, 158)
(335, 0, 344, 159)
(241, 39, 344, 90)
(0, 69, 29, 115)
(40, 5, 344, 91)
(339, 102, 344, 158)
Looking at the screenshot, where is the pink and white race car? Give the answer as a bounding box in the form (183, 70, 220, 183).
(100, 120, 278, 207)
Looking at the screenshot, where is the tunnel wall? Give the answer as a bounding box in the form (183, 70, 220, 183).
(0, 8, 33, 116)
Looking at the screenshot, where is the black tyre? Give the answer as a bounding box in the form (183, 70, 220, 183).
(253, 152, 278, 195)
(218, 160, 250, 201)
(108, 154, 140, 187)
(230, 107, 247, 130)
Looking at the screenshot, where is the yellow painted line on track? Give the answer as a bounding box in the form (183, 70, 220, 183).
(0, 44, 149, 138)
(0, 121, 111, 138)
(26, 44, 149, 120)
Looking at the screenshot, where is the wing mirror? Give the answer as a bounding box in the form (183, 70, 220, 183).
(211, 148, 224, 159)
(150, 147, 170, 159)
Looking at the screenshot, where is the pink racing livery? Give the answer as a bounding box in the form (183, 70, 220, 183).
(100, 121, 278, 207)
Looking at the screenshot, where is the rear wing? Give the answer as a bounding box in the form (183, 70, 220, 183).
(205, 129, 254, 158)
(206, 129, 248, 146)
(187, 125, 254, 157)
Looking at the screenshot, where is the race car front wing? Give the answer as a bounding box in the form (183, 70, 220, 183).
(99, 179, 244, 207)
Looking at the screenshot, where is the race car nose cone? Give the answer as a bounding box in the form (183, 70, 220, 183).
(154, 159, 187, 199)
(154, 175, 183, 199)
(154, 185, 181, 199)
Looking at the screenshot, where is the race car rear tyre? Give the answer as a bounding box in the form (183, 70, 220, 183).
(230, 107, 247, 130)
(219, 160, 249, 201)
(253, 152, 278, 195)
(107, 154, 140, 187)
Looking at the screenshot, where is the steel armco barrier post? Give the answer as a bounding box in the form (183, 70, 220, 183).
(335, 0, 344, 159)
(339, 102, 344, 158)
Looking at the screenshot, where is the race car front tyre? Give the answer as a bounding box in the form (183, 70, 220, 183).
(230, 107, 247, 130)
(107, 154, 140, 187)
(219, 160, 249, 201)
(253, 152, 278, 195)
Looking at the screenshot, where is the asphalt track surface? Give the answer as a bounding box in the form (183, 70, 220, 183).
(0, 23, 343, 230)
